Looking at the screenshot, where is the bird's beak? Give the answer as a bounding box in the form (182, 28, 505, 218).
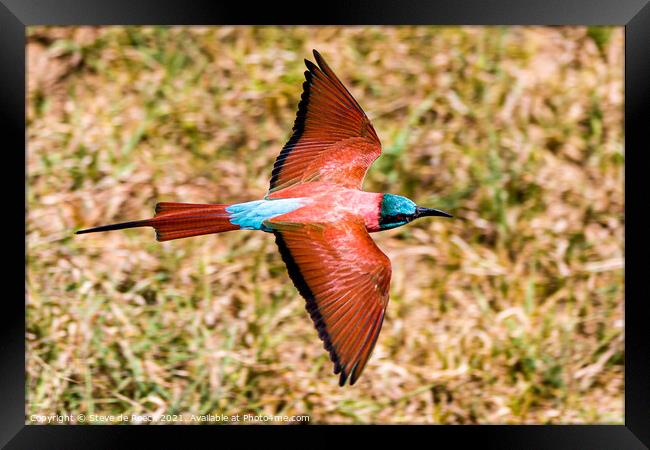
(415, 207, 453, 218)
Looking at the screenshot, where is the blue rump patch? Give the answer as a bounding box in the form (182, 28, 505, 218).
(226, 198, 307, 231)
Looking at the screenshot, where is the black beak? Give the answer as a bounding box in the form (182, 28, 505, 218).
(415, 207, 453, 218)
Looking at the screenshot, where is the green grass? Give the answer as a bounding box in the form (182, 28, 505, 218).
(27, 26, 623, 424)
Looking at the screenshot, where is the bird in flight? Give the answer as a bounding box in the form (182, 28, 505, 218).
(77, 50, 452, 386)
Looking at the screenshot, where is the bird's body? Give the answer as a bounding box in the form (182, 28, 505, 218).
(77, 50, 451, 386)
(265, 183, 383, 232)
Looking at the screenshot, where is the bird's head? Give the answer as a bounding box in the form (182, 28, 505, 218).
(379, 193, 452, 230)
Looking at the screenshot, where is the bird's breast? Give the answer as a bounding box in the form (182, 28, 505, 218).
(265, 182, 382, 232)
(335, 191, 382, 232)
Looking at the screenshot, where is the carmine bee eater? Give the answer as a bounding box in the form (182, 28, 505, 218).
(77, 50, 452, 386)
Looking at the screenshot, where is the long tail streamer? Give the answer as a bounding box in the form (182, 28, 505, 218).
(75, 202, 239, 241)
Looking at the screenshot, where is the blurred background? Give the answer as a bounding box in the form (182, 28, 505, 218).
(26, 26, 623, 424)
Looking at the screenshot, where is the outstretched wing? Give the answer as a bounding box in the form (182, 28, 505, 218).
(266, 217, 391, 386)
(268, 50, 382, 194)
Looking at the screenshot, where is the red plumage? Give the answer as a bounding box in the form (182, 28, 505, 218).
(75, 202, 239, 242)
(76, 50, 452, 386)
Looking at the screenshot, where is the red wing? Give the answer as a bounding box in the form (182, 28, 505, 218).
(266, 218, 391, 386)
(268, 50, 382, 194)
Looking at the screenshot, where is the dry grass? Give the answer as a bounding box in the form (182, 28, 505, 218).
(26, 26, 623, 424)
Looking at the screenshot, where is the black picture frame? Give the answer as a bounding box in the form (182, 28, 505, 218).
(8, 0, 648, 447)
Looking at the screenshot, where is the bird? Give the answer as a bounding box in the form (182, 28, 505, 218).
(76, 49, 452, 386)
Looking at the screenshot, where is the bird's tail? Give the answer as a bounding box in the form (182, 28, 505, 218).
(75, 202, 240, 242)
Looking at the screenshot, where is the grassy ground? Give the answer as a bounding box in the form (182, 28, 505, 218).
(26, 26, 623, 424)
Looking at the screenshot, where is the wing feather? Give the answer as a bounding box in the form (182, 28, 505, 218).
(268, 50, 381, 194)
(269, 218, 391, 386)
